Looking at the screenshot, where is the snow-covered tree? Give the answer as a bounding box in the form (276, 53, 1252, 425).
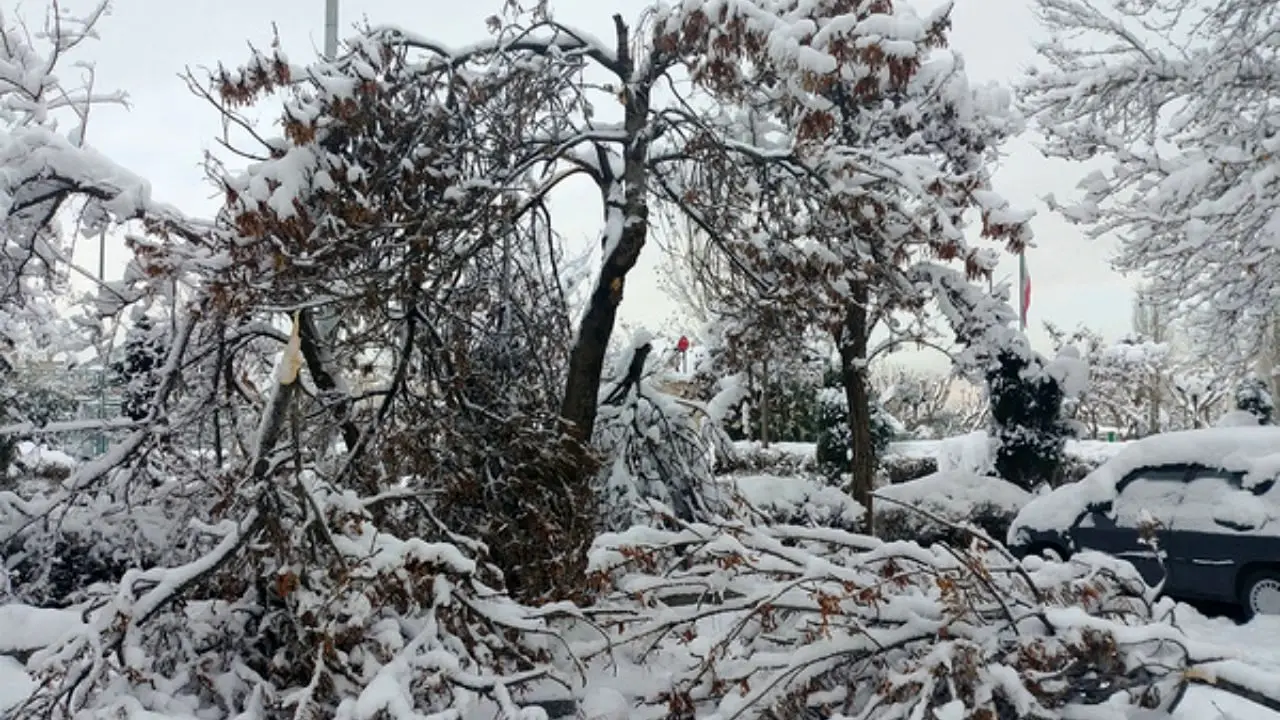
(920, 266, 1082, 490)
(0, 2, 182, 451)
(1024, 0, 1280, 362)
(664, 0, 1031, 511)
(1046, 323, 1171, 438)
(6, 19, 597, 716)
(873, 367, 956, 438)
(113, 315, 166, 422)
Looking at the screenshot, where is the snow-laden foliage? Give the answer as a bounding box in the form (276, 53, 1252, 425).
(816, 373, 901, 481)
(1023, 0, 1280, 360)
(1, 16, 602, 716)
(1235, 374, 1274, 425)
(918, 266, 1078, 490)
(1047, 325, 1171, 438)
(595, 334, 735, 531)
(0, 3, 187, 454)
(816, 385, 853, 478)
(584, 506, 1235, 720)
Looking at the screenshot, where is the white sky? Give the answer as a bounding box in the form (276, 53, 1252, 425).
(36, 0, 1137, 372)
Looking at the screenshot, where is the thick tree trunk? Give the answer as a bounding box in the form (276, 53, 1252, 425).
(560, 16, 651, 442)
(836, 285, 876, 524)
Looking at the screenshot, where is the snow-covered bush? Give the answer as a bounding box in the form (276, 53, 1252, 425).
(721, 441, 818, 475)
(1236, 375, 1274, 425)
(921, 267, 1082, 492)
(815, 373, 899, 481)
(879, 452, 938, 485)
(872, 470, 1031, 547)
(586, 508, 1226, 719)
(715, 473, 865, 531)
(815, 385, 851, 479)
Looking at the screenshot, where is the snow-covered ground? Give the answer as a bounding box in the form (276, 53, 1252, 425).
(736, 435, 1129, 468)
(1174, 609, 1280, 719)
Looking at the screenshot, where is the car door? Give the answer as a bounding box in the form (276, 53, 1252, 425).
(1166, 468, 1280, 603)
(1070, 467, 1189, 586)
(1165, 468, 1248, 601)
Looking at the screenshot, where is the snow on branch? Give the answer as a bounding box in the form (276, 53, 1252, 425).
(1023, 0, 1280, 358)
(0, 3, 185, 263)
(583, 508, 1266, 719)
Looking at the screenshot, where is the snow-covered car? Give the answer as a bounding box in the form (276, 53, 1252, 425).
(1007, 427, 1280, 617)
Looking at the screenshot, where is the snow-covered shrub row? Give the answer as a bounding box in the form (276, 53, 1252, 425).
(881, 437, 1124, 490)
(720, 441, 820, 476)
(712, 474, 865, 531)
(583, 507, 1228, 720)
(872, 471, 1031, 548)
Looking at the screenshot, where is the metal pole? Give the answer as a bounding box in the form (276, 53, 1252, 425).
(324, 0, 338, 59)
(97, 228, 107, 454)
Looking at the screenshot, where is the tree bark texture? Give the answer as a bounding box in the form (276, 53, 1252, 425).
(837, 283, 876, 522)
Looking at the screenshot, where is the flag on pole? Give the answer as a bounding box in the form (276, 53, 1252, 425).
(1018, 251, 1031, 330)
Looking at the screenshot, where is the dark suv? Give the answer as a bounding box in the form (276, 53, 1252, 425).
(1009, 461, 1280, 617)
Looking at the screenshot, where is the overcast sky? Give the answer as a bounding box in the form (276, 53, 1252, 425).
(36, 0, 1137, 372)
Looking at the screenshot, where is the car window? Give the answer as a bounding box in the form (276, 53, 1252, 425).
(1171, 470, 1258, 532)
(1111, 468, 1189, 528)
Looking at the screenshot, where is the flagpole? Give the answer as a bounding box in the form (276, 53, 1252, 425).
(1018, 250, 1028, 331)
(324, 0, 338, 59)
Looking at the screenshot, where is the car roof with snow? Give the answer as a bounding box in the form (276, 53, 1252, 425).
(1009, 427, 1280, 542)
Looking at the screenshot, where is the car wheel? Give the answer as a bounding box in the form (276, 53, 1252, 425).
(1240, 570, 1280, 619)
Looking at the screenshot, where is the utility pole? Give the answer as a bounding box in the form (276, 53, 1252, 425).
(325, 0, 338, 59)
(312, 0, 341, 346)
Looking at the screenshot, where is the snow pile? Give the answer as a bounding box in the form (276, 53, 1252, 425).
(935, 430, 995, 475)
(718, 474, 864, 530)
(0, 605, 85, 655)
(0, 656, 35, 715)
(9, 442, 79, 483)
(1010, 427, 1280, 543)
(1217, 410, 1264, 428)
(874, 471, 1030, 545)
